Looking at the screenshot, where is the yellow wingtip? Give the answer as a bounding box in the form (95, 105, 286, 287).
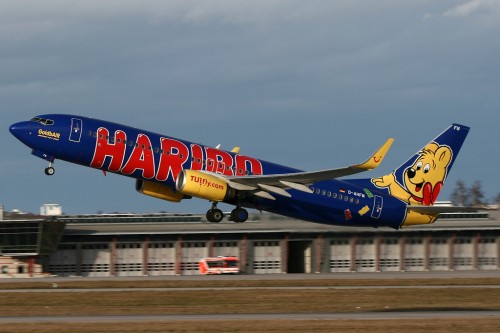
(354, 138, 394, 170)
(231, 146, 241, 153)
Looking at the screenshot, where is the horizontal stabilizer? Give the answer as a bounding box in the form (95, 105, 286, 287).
(407, 205, 480, 215)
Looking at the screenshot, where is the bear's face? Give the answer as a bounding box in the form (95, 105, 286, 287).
(404, 143, 452, 202)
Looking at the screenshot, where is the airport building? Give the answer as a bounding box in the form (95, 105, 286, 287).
(0, 209, 499, 277)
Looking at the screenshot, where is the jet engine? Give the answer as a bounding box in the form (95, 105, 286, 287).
(176, 170, 235, 202)
(135, 180, 186, 203)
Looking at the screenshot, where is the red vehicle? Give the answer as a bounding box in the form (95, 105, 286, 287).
(199, 256, 239, 275)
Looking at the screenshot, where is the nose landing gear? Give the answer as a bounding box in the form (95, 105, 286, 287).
(45, 162, 55, 176)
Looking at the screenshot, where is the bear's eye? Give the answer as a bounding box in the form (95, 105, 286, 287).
(423, 164, 430, 173)
(416, 161, 423, 171)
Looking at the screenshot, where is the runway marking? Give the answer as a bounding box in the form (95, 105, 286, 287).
(2, 285, 500, 293)
(2, 311, 500, 323)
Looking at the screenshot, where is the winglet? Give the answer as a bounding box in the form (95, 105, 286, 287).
(353, 138, 394, 170)
(231, 146, 240, 153)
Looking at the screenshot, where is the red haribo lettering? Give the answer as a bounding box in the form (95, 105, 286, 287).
(190, 144, 204, 171)
(90, 128, 127, 172)
(234, 155, 263, 176)
(156, 138, 189, 181)
(121, 134, 155, 179)
(205, 147, 234, 176)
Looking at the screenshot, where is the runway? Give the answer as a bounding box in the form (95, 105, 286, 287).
(2, 284, 500, 293)
(2, 269, 500, 284)
(1, 311, 500, 323)
(1, 270, 499, 326)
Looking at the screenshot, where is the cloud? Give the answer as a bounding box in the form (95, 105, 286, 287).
(443, 0, 500, 17)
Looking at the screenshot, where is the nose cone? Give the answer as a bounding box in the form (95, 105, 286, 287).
(9, 121, 33, 144)
(10, 122, 24, 138)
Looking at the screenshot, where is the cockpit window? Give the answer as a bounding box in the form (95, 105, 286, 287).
(30, 117, 54, 125)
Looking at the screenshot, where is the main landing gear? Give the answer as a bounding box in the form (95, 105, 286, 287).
(230, 207, 249, 223)
(206, 202, 249, 223)
(45, 162, 55, 176)
(206, 203, 224, 223)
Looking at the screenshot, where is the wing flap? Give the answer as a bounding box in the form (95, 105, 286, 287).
(258, 183, 292, 197)
(279, 180, 313, 193)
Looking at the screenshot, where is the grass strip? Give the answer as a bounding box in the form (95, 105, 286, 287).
(0, 277, 499, 290)
(0, 288, 499, 316)
(1, 318, 500, 333)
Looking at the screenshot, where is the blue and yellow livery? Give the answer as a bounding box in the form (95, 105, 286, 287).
(10, 115, 471, 228)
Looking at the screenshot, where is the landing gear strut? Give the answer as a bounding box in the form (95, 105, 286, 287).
(45, 162, 55, 176)
(206, 203, 224, 223)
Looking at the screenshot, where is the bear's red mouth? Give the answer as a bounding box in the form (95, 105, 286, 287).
(415, 182, 424, 192)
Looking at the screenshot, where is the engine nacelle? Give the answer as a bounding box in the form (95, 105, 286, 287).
(176, 170, 234, 202)
(136, 180, 186, 203)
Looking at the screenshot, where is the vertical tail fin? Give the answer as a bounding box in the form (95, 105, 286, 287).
(372, 124, 470, 206)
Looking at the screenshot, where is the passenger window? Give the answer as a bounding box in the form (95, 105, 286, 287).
(333, 193, 337, 198)
(321, 190, 326, 196)
(327, 191, 331, 197)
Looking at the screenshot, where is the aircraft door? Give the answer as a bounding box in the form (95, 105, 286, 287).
(69, 118, 83, 142)
(371, 195, 383, 219)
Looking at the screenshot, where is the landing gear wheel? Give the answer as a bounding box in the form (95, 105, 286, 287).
(206, 208, 224, 223)
(45, 166, 55, 176)
(231, 208, 248, 223)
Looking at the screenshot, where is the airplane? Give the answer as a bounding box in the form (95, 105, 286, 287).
(9, 115, 471, 229)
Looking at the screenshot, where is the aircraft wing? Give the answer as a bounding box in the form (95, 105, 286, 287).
(226, 138, 393, 199)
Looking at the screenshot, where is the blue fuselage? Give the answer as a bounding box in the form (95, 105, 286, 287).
(10, 114, 408, 228)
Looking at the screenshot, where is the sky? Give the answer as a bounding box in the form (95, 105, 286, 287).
(1, 0, 499, 215)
